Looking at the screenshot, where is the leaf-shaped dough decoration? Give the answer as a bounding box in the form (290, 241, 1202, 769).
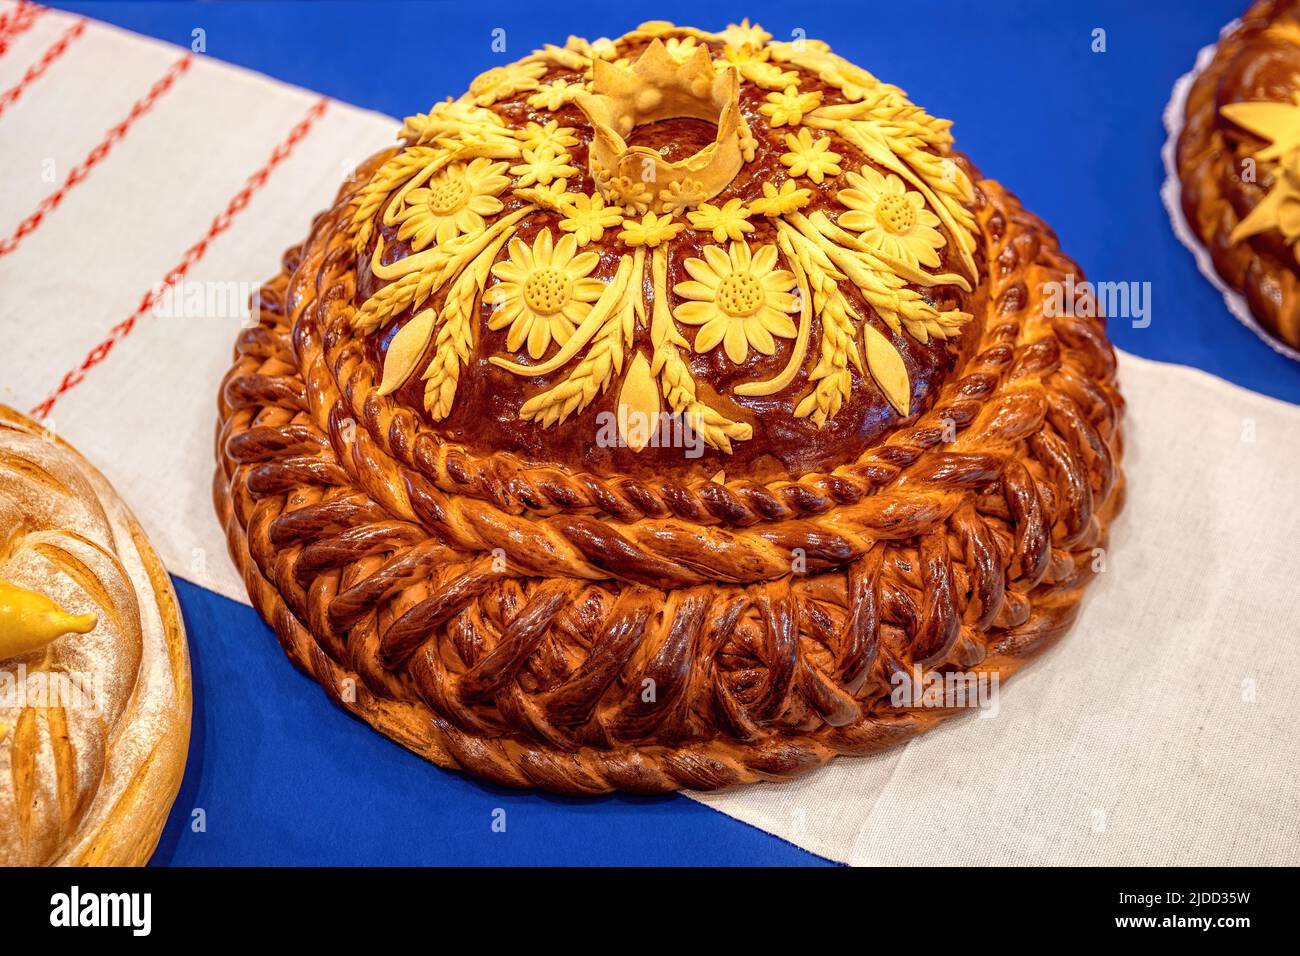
(863, 322, 909, 417)
(377, 308, 437, 397)
(617, 351, 660, 452)
(1221, 93, 1300, 161)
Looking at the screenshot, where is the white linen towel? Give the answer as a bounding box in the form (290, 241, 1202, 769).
(2, 4, 1296, 865)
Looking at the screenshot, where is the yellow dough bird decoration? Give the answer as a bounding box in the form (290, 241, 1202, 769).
(0, 403, 190, 865)
(0, 579, 97, 659)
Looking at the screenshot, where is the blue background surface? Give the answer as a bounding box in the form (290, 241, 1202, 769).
(38, 0, 1294, 864)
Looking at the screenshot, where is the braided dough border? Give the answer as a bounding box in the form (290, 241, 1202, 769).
(1174, 0, 1300, 353)
(213, 163, 1124, 795)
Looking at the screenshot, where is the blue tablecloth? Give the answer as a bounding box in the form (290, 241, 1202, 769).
(44, 0, 1291, 865)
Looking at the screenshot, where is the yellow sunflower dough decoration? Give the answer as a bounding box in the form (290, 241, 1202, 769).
(673, 242, 798, 364)
(392, 157, 513, 250)
(837, 165, 947, 270)
(344, 20, 979, 451)
(485, 228, 606, 359)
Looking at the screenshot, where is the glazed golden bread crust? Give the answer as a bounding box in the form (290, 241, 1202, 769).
(369, 69, 981, 483)
(214, 184, 1123, 795)
(1, 407, 191, 864)
(1178, 0, 1300, 349)
(215, 24, 1124, 794)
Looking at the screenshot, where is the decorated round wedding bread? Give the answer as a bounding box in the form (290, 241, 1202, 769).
(1, 406, 191, 864)
(1177, 0, 1300, 351)
(215, 20, 1125, 793)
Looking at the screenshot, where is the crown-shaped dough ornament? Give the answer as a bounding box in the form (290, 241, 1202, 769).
(216, 21, 1124, 795)
(575, 39, 756, 213)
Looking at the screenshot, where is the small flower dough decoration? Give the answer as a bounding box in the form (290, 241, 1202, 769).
(663, 36, 700, 63)
(734, 61, 798, 91)
(719, 40, 798, 91)
(617, 212, 685, 248)
(815, 59, 888, 103)
(510, 147, 579, 187)
(608, 175, 655, 215)
(717, 18, 771, 50)
(528, 79, 583, 111)
(687, 199, 755, 242)
(513, 178, 572, 214)
(658, 179, 709, 216)
(468, 60, 548, 106)
(759, 86, 823, 127)
(518, 120, 581, 154)
(748, 179, 812, 217)
(558, 192, 625, 246)
(780, 128, 843, 184)
(587, 36, 619, 60)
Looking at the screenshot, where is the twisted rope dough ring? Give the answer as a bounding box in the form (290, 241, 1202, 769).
(1177, 0, 1300, 350)
(214, 141, 1124, 793)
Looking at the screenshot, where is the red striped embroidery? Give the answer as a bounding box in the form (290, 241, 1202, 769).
(29, 97, 331, 421)
(0, 1, 44, 57)
(0, 54, 194, 259)
(0, 18, 84, 119)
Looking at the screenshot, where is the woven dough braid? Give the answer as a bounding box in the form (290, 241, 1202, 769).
(214, 152, 1123, 794)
